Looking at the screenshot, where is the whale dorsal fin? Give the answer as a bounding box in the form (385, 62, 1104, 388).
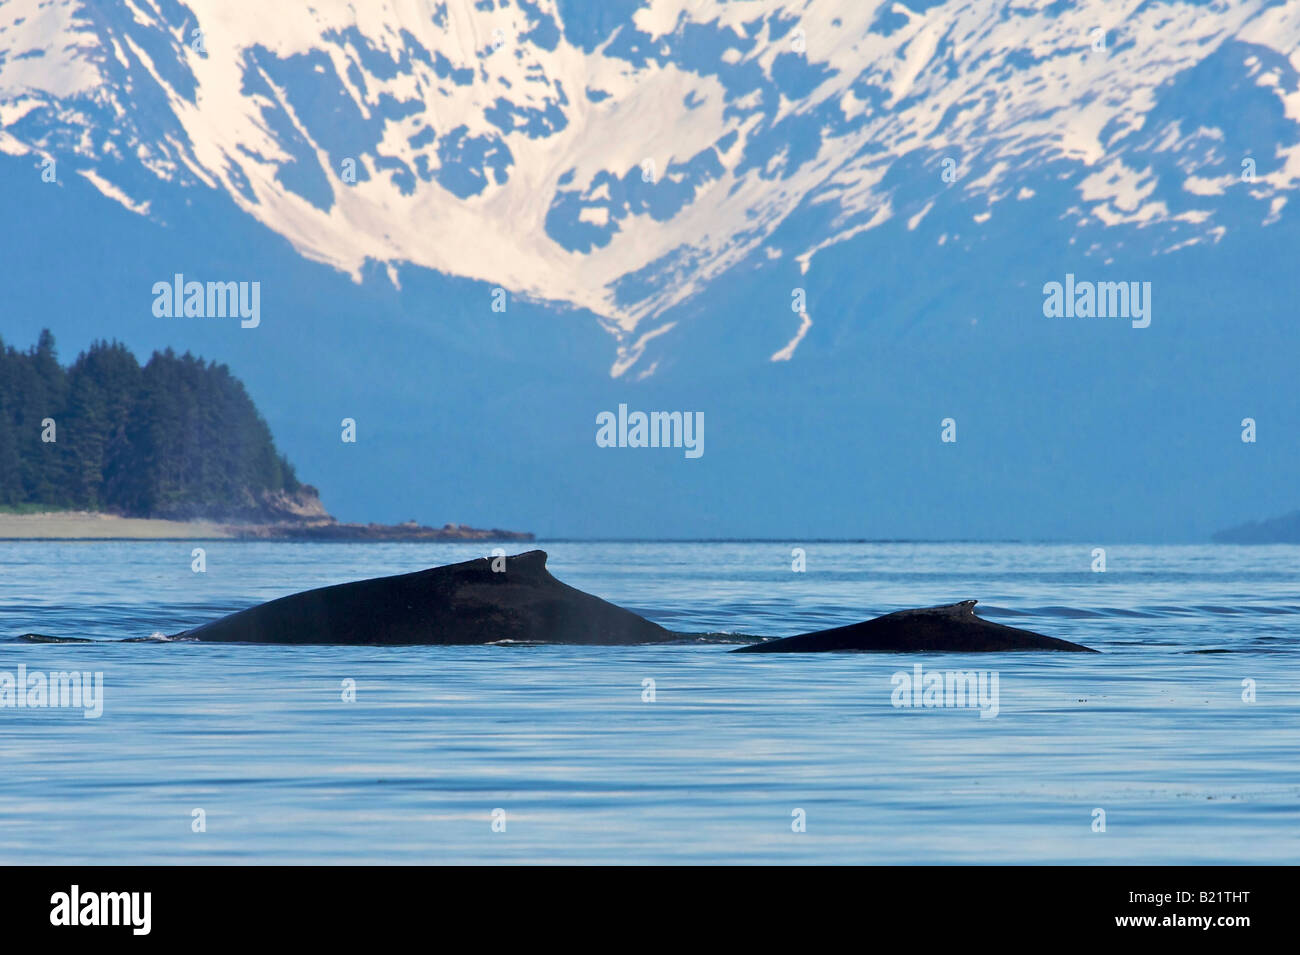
(506, 549, 549, 573)
(430, 550, 551, 579)
(932, 600, 978, 616)
(883, 600, 979, 621)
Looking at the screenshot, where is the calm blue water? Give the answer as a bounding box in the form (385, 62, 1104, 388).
(1, 541, 1297, 864)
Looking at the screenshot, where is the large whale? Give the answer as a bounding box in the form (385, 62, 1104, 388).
(176, 550, 675, 645)
(731, 600, 1096, 653)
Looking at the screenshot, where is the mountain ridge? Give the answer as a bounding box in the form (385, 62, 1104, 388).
(4, 1, 1298, 375)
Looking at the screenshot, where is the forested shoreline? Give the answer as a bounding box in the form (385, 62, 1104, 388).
(0, 330, 301, 519)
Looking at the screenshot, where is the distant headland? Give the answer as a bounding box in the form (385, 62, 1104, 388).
(1212, 510, 1300, 544)
(0, 331, 532, 542)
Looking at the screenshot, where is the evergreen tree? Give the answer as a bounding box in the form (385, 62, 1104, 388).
(11, 330, 70, 505)
(63, 341, 142, 508)
(0, 336, 18, 506)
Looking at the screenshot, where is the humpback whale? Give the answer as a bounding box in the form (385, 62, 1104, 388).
(731, 600, 1096, 653)
(176, 550, 675, 645)
(17, 552, 1095, 651)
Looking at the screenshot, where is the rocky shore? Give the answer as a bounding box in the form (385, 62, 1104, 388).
(227, 520, 534, 542)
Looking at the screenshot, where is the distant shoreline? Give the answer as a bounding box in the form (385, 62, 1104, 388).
(0, 511, 534, 542)
(6, 514, 1290, 543)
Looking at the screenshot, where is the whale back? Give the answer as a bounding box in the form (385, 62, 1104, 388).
(732, 600, 1096, 652)
(179, 550, 674, 645)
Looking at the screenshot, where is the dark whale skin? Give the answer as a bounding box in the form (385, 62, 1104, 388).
(178, 550, 674, 645)
(731, 600, 1096, 653)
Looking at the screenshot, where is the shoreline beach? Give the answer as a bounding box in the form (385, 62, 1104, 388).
(0, 511, 234, 540)
(0, 511, 533, 542)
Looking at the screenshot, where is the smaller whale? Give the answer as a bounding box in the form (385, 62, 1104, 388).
(731, 600, 1096, 653)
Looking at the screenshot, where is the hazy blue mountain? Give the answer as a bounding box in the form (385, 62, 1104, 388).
(2, 0, 1297, 539)
(1214, 511, 1300, 544)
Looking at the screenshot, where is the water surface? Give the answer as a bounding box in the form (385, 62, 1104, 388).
(1, 541, 1297, 863)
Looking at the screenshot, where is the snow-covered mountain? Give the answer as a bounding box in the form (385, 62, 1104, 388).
(3, 0, 1299, 540)
(4, 0, 1298, 377)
